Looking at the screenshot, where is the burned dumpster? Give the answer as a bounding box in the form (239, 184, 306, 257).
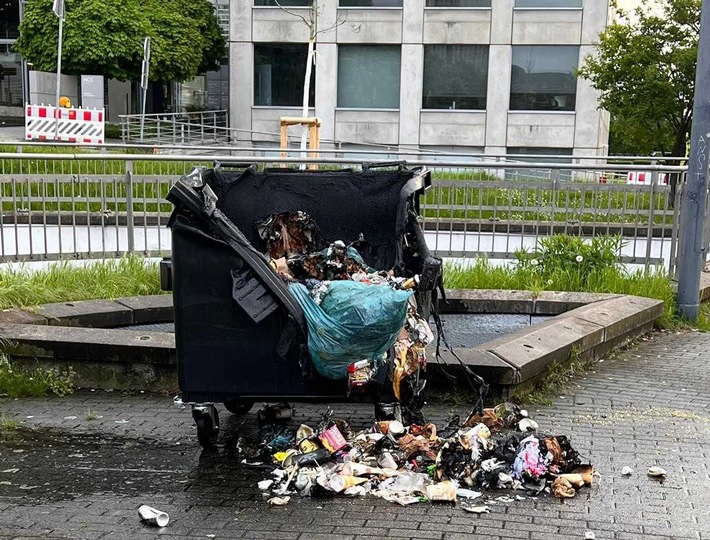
(166, 163, 442, 447)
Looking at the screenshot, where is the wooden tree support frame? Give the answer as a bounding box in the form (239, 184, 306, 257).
(279, 116, 321, 170)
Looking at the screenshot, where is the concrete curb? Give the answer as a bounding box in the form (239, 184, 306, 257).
(0, 283, 680, 396)
(0, 295, 173, 327)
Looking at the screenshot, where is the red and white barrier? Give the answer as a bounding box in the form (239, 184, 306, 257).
(627, 171, 669, 186)
(25, 104, 105, 144)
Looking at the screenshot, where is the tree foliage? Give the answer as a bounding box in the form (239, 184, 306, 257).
(578, 0, 699, 157)
(15, 0, 225, 83)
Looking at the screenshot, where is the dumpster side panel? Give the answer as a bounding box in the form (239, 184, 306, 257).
(172, 222, 284, 402)
(211, 169, 409, 271)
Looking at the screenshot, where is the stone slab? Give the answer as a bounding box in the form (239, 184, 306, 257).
(533, 291, 620, 315)
(0, 308, 48, 325)
(428, 348, 517, 385)
(442, 289, 535, 314)
(116, 294, 174, 324)
(700, 271, 710, 302)
(0, 323, 175, 365)
(484, 316, 605, 381)
(561, 295, 664, 341)
(33, 299, 134, 328)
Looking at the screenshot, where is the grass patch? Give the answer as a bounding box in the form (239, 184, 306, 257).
(0, 416, 19, 442)
(0, 255, 163, 310)
(0, 354, 75, 398)
(84, 409, 100, 421)
(422, 180, 675, 225)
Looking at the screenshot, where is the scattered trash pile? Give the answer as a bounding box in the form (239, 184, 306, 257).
(258, 211, 434, 400)
(248, 402, 594, 510)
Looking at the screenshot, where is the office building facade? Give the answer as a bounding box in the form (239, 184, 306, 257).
(229, 0, 611, 157)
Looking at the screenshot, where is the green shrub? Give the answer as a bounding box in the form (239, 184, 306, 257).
(515, 235, 621, 278)
(104, 123, 122, 140)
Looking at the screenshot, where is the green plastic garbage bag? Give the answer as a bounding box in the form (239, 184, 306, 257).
(288, 281, 413, 379)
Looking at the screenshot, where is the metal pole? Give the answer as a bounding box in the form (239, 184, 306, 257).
(53, 14, 64, 140)
(139, 37, 151, 142)
(677, 0, 710, 320)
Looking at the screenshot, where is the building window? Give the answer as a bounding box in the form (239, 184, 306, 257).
(423, 45, 488, 110)
(339, 1, 403, 7)
(254, 0, 311, 6)
(0, 0, 20, 40)
(0, 44, 21, 108)
(510, 46, 578, 112)
(338, 45, 401, 109)
(426, 0, 491, 7)
(254, 43, 315, 107)
(514, 0, 582, 7)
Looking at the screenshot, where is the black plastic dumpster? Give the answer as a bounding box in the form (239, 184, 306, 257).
(166, 163, 441, 447)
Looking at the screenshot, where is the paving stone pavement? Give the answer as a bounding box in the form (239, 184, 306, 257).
(1, 329, 709, 540)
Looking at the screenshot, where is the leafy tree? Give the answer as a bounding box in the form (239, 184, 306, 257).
(578, 0, 699, 158)
(15, 0, 225, 83)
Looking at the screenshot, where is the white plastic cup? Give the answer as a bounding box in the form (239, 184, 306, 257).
(138, 505, 169, 527)
(377, 452, 398, 470)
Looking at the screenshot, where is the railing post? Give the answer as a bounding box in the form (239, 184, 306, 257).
(550, 168, 561, 236)
(645, 163, 658, 273)
(125, 161, 135, 254)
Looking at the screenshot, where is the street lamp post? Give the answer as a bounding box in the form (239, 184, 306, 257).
(677, 0, 710, 320)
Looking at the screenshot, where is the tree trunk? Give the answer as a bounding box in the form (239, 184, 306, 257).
(299, 38, 315, 160)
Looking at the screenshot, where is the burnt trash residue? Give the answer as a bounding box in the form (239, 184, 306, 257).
(244, 401, 593, 509)
(260, 211, 435, 419)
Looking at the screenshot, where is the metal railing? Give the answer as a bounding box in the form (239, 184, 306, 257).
(119, 110, 229, 145)
(0, 152, 689, 275)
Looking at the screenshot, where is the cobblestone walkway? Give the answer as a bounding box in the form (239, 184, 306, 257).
(1, 329, 709, 540)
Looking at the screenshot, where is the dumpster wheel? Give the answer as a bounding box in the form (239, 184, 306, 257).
(192, 405, 219, 448)
(223, 399, 255, 415)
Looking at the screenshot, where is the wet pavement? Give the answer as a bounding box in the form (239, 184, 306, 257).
(1, 329, 710, 539)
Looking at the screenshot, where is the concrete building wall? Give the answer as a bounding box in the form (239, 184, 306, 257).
(229, 1, 610, 156)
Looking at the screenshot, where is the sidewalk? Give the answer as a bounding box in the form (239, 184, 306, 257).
(0, 125, 23, 142)
(1, 329, 709, 540)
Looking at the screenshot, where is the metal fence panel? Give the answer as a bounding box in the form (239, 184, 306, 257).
(0, 152, 689, 275)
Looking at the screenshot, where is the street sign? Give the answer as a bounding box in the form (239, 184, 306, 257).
(52, 0, 64, 19)
(140, 37, 151, 90)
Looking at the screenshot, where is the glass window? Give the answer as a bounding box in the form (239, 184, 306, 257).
(426, 0, 491, 6)
(0, 44, 22, 108)
(205, 59, 229, 111)
(255, 0, 310, 6)
(510, 46, 578, 112)
(515, 0, 582, 7)
(338, 45, 400, 109)
(339, 1, 403, 6)
(0, 0, 20, 40)
(254, 43, 315, 107)
(423, 45, 488, 110)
